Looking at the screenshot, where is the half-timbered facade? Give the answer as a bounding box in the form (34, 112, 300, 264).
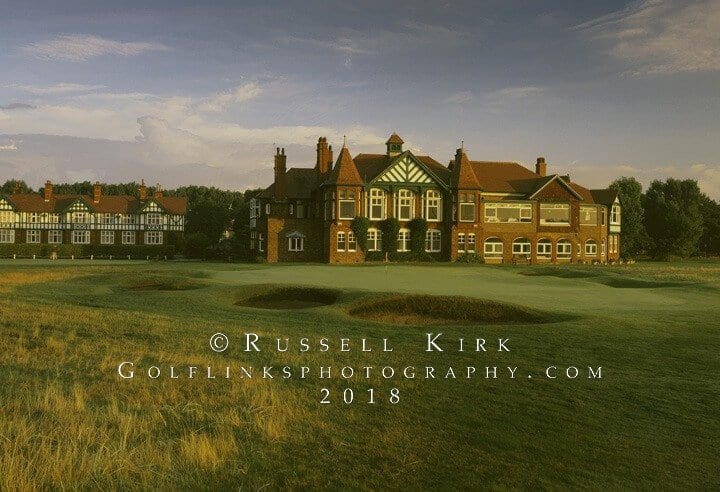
(250, 133, 621, 264)
(0, 181, 186, 255)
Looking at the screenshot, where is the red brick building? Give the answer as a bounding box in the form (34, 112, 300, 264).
(0, 181, 186, 254)
(250, 133, 621, 264)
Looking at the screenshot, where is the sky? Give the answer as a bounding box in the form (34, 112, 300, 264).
(1, 0, 719, 197)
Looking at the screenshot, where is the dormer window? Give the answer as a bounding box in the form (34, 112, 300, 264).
(385, 133, 404, 156)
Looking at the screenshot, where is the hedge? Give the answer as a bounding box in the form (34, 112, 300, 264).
(0, 243, 177, 259)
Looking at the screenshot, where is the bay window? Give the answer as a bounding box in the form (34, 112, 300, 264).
(539, 203, 570, 225)
(484, 202, 532, 223)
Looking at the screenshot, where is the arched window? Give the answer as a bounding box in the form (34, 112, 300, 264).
(585, 239, 597, 256)
(396, 189, 414, 221)
(537, 238, 552, 258)
(557, 239, 572, 258)
(424, 190, 442, 221)
(397, 228, 410, 252)
(367, 228, 382, 252)
(484, 237, 503, 258)
(512, 237, 531, 255)
(368, 189, 386, 220)
(287, 231, 305, 252)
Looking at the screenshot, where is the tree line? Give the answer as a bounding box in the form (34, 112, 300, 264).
(610, 177, 720, 259)
(3, 177, 719, 261)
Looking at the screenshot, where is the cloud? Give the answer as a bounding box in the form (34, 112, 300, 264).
(22, 34, 170, 62)
(576, 0, 720, 75)
(0, 103, 35, 110)
(195, 82, 263, 113)
(0, 142, 18, 151)
(444, 91, 475, 104)
(3, 83, 107, 95)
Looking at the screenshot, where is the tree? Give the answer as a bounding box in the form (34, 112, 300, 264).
(1, 179, 31, 194)
(351, 217, 370, 252)
(699, 194, 720, 256)
(609, 177, 647, 258)
(185, 200, 231, 244)
(643, 179, 704, 259)
(408, 218, 428, 254)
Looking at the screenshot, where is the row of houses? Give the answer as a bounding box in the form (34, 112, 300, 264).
(249, 133, 621, 264)
(0, 181, 186, 250)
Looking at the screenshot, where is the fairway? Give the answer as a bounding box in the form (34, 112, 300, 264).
(1, 260, 719, 489)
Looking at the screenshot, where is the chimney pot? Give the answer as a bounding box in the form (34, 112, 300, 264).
(93, 181, 102, 203)
(43, 180, 53, 202)
(535, 157, 547, 177)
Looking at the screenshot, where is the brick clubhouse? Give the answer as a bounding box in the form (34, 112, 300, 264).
(250, 133, 621, 263)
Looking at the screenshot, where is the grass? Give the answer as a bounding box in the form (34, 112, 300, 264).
(235, 285, 341, 309)
(1, 259, 719, 489)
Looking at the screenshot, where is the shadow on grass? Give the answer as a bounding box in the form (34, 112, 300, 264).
(127, 275, 204, 291)
(235, 286, 341, 310)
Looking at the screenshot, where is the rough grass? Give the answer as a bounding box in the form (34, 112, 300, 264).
(1, 260, 719, 489)
(347, 294, 555, 325)
(235, 285, 341, 309)
(127, 275, 203, 291)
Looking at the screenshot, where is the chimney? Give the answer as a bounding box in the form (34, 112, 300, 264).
(274, 147, 287, 200)
(154, 183, 163, 199)
(43, 180, 53, 202)
(316, 137, 333, 184)
(139, 179, 147, 201)
(93, 181, 102, 203)
(535, 157, 547, 177)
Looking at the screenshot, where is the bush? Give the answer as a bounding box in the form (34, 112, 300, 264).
(351, 217, 370, 252)
(408, 218, 428, 254)
(0, 243, 176, 259)
(183, 232, 211, 259)
(379, 218, 400, 254)
(455, 252, 485, 264)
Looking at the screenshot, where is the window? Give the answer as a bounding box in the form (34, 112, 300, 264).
(585, 239, 597, 256)
(348, 231, 357, 252)
(425, 229, 441, 252)
(339, 190, 356, 219)
(539, 203, 570, 225)
(0, 211, 15, 223)
(72, 212, 88, 223)
(557, 239, 572, 258)
(146, 213, 162, 225)
(145, 231, 163, 245)
(397, 228, 410, 252)
(512, 237, 531, 255)
(337, 231, 346, 251)
(288, 234, 304, 252)
(601, 239, 606, 256)
(250, 199, 260, 219)
(26, 230, 41, 243)
(396, 189, 414, 220)
(367, 228, 382, 252)
(29, 213, 41, 223)
(265, 204, 271, 215)
(601, 209, 606, 226)
(425, 190, 442, 221)
(484, 237, 503, 258)
(250, 231, 256, 250)
(48, 214, 59, 224)
(100, 231, 115, 244)
(296, 203, 305, 219)
(537, 238, 552, 258)
(48, 230, 62, 244)
(484, 203, 532, 223)
(369, 189, 386, 220)
(289, 204, 294, 215)
(72, 230, 90, 244)
(122, 231, 136, 245)
(102, 213, 115, 225)
(459, 193, 475, 222)
(580, 206, 598, 225)
(464, 234, 474, 253)
(0, 230, 15, 243)
(120, 214, 136, 225)
(611, 204, 621, 225)
(258, 233, 265, 252)
(457, 233, 466, 252)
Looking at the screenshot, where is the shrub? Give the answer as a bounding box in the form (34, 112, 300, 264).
(0, 243, 176, 259)
(351, 217, 370, 252)
(407, 218, 428, 254)
(455, 252, 485, 264)
(379, 218, 400, 254)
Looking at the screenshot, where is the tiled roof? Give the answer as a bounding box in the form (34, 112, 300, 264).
(258, 168, 317, 199)
(354, 153, 451, 185)
(3, 192, 186, 214)
(385, 132, 404, 145)
(325, 147, 363, 186)
(589, 189, 619, 206)
(469, 161, 541, 193)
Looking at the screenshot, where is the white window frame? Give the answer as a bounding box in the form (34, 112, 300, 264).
(580, 206, 598, 225)
(145, 231, 163, 245)
(367, 228, 381, 252)
(72, 230, 90, 244)
(348, 231, 357, 252)
(424, 190, 442, 222)
(457, 233, 466, 252)
(484, 202, 532, 223)
(396, 189, 414, 221)
(539, 203, 571, 226)
(557, 239, 572, 258)
(122, 231, 136, 245)
(611, 204, 621, 225)
(459, 194, 476, 222)
(337, 231, 346, 251)
(265, 204, 271, 215)
(369, 189, 386, 220)
(100, 230, 115, 245)
(585, 240, 598, 256)
(467, 233, 476, 252)
(512, 238, 531, 255)
(484, 237, 503, 258)
(29, 213, 41, 223)
(537, 239, 552, 258)
(146, 213, 162, 226)
(26, 229, 41, 243)
(48, 230, 63, 244)
(288, 235, 304, 252)
(397, 228, 410, 252)
(0, 229, 15, 243)
(425, 229, 441, 253)
(258, 233, 265, 252)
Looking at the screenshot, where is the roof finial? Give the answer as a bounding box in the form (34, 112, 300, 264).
(343, 135, 347, 148)
(461, 139, 464, 151)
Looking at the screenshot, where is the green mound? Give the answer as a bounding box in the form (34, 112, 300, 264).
(128, 276, 203, 291)
(236, 286, 340, 310)
(520, 267, 601, 279)
(347, 294, 557, 325)
(597, 277, 685, 289)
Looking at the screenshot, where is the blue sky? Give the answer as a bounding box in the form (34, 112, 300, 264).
(1, 0, 719, 197)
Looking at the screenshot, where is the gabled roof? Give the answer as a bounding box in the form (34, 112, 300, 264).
(453, 150, 481, 189)
(258, 168, 317, 199)
(3, 192, 186, 214)
(469, 161, 540, 193)
(386, 132, 404, 145)
(354, 153, 451, 186)
(325, 146, 363, 186)
(528, 174, 584, 201)
(589, 189, 619, 207)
